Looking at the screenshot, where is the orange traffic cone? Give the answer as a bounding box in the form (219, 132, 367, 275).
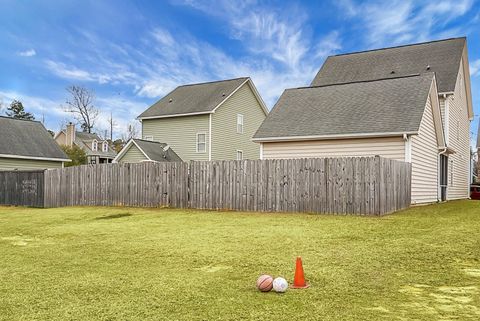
(291, 256, 309, 289)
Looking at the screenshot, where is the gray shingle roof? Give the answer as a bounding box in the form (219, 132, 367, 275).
(0, 116, 69, 160)
(253, 73, 434, 140)
(133, 139, 182, 162)
(73, 131, 116, 158)
(311, 37, 465, 93)
(138, 77, 249, 118)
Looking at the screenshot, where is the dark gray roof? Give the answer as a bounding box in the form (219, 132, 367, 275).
(0, 116, 69, 160)
(138, 77, 248, 118)
(253, 73, 434, 140)
(133, 139, 182, 162)
(311, 37, 465, 93)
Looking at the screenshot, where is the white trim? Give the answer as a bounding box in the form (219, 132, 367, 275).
(92, 139, 98, 152)
(211, 78, 250, 113)
(112, 139, 152, 163)
(236, 150, 243, 160)
(138, 111, 212, 120)
(444, 97, 450, 146)
(237, 113, 244, 134)
(252, 131, 418, 142)
(196, 132, 207, 153)
(259, 143, 263, 160)
(245, 79, 270, 116)
(0, 154, 70, 162)
(404, 134, 412, 163)
(143, 135, 154, 141)
(136, 78, 269, 121)
(208, 114, 212, 161)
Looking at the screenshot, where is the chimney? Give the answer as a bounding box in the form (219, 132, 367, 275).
(65, 122, 76, 146)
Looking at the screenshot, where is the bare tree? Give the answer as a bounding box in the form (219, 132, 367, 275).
(63, 85, 99, 133)
(122, 122, 139, 142)
(108, 112, 117, 141)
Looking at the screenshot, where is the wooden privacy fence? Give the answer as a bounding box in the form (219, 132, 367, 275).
(42, 157, 411, 215)
(0, 170, 45, 207)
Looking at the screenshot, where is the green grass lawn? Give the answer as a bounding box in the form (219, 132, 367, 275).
(1, 201, 480, 320)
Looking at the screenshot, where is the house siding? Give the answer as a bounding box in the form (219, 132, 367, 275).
(411, 96, 439, 204)
(262, 137, 405, 161)
(55, 131, 67, 145)
(211, 82, 267, 160)
(142, 115, 209, 161)
(445, 58, 470, 200)
(117, 144, 148, 163)
(0, 157, 63, 170)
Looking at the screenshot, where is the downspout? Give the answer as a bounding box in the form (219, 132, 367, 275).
(403, 134, 411, 163)
(208, 114, 212, 161)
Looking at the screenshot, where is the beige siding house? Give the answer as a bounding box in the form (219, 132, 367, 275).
(55, 123, 117, 164)
(0, 117, 69, 170)
(254, 37, 473, 205)
(129, 77, 268, 162)
(114, 139, 182, 163)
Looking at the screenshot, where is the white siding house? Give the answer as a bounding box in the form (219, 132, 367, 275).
(254, 37, 473, 205)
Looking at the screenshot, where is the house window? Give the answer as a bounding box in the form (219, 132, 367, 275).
(92, 139, 98, 151)
(237, 114, 244, 134)
(196, 133, 206, 153)
(236, 150, 243, 160)
(102, 141, 108, 152)
(144, 136, 153, 141)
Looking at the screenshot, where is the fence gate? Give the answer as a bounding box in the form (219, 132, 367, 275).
(0, 170, 45, 207)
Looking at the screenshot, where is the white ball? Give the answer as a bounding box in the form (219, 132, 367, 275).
(272, 277, 288, 293)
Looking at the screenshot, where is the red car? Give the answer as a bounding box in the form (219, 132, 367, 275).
(471, 185, 480, 200)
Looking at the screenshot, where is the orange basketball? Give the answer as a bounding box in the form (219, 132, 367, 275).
(256, 274, 273, 292)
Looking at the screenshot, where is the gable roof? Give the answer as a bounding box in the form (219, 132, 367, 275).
(114, 139, 182, 163)
(0, 116, 69, 161)
(137, 77, 268, 119)
(253, 73, 436, 141)
(311, 37, 465, 93)
(73, 131, 116, 158)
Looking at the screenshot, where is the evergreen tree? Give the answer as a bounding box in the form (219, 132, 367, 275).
(5, 100, 35, 120)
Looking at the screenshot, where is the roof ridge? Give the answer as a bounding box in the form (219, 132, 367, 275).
(0, 115, 42, 123)
(177, 77, 249, 88)
(330, 37, 466, 58)
(293, 73, 430, 90)
(133, 138, 166, 144)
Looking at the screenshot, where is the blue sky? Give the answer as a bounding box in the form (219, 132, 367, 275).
(0, 0, 479, 144)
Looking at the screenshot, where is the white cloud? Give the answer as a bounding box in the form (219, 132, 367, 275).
(336, 0, 474, 47)
(470, 59, 480, 77)
(18, 49, 36, 57)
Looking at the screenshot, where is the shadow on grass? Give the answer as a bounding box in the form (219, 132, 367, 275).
(95, 213, 132, 220)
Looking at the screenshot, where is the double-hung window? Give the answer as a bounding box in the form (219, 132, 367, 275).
(237, 114, 244, 134)
(197, 133, 206, 153)
(236, 150, 243, 160)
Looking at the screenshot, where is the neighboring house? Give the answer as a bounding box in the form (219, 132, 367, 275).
(136, 77, 268, 161)
(113, 139, 182, 163)
(55, 123, 116, 164)
(253, 37, 473, 204)
(0, 116, 69, 170)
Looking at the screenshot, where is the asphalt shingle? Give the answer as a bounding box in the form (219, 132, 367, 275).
(0, 117, 69, 160)
(138, 77, 248, 118)
(311, 37, 465, 93)
(253, 73, 434, 140)
(132, 139, 182, 162)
